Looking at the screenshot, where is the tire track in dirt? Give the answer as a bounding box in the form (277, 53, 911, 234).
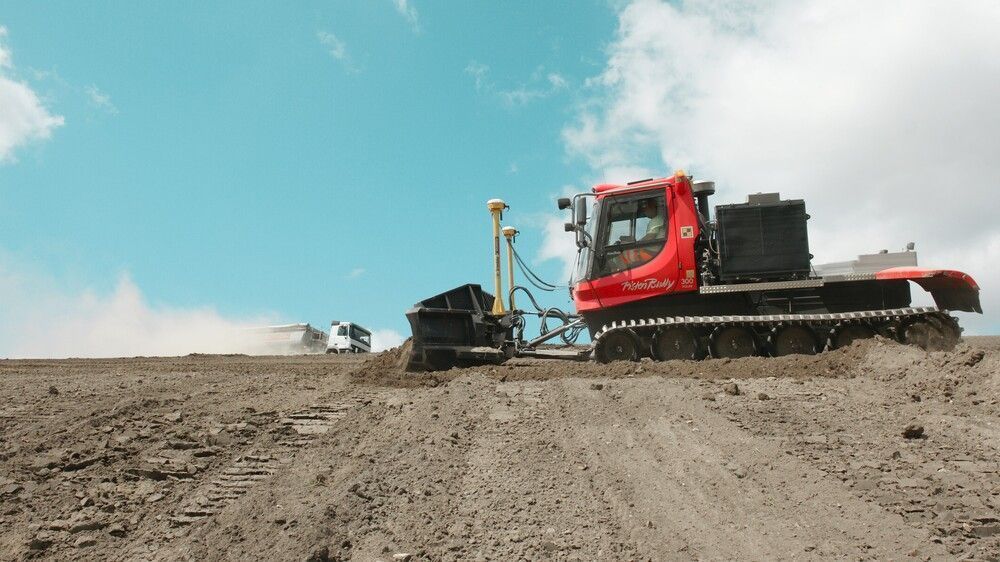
(449, 379, 642, 560)
(549, 376, 951, 560)
(119, 389, 383, 561)
(711, 342, 1000, 560)
(0, 354, 366, 560)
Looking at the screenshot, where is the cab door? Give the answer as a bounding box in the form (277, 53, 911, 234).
(586, 189, 680, 309)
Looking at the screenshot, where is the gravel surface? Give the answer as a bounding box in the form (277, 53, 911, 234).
(1, 338, 998, 561)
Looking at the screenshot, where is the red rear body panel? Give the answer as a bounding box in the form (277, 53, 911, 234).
(572, 176, 701, 313)
(875, 267, 982, 313)
(874, 267, 980, 289)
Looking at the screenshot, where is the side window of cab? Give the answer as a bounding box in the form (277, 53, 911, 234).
(595, 193, 668, 276)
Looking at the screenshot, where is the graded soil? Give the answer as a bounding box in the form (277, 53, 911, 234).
(1, 338, 998, 560)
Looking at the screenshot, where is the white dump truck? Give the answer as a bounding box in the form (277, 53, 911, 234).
(327, 321, 372, 353)
(248, 324, 328, 354)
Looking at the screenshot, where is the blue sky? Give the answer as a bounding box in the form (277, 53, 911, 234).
(0, 1, 996, 356)
(0, 1, 619, 353)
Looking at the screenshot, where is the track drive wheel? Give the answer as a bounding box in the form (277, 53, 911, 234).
(597, 330, 639, 363)
(926, 315, 961, 351)
(771, 325, 819, 356)
(905, 319, 957, 351)
(710, 326, 757, 359)
(653, 327, 699, 361)
(833, 324, 875, 349)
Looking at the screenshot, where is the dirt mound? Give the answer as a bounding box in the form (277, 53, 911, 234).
(349, 340, 446, 388)
(351, 336, 886, 388)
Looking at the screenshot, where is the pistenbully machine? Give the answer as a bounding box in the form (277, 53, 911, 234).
(402, 171, 981, 371)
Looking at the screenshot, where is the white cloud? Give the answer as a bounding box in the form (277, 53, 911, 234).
(464, 61, 490, 91)
(0, 27, 10, 69)
(0, 262, 278, 358)
(392, 0, 421, 33)
(85, 84, 117, 114)
(547, 73, 567, 90)
(557, 0, 1000, 331)
(465, 61, 570, 108)
(0, 251, 413, 357)
(346, 267, 366, 279)
(0, 26, 64, 162)
(317, 31, 357, 72)
(370, 328, 404, 352)
(538, 215, 578, 283)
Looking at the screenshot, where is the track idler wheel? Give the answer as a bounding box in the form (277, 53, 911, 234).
(833, 324, 875, 349)
(653, 327, 699, 361)
(710, 326, 757, 359)
(597, 330, 639, 363)
(771, 325, 819, 356)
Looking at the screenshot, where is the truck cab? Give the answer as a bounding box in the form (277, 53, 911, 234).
(566, 173, 703, 313)
(326, 321, 373, 353)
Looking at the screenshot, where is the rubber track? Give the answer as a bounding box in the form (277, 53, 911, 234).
(592, 306, 947, 353)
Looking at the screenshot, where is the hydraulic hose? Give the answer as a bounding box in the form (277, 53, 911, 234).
(509, 285, 584, 345)
(512, 247, 567, 292)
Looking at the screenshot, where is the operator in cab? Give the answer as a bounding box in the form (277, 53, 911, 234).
(639, 198, 666, 241)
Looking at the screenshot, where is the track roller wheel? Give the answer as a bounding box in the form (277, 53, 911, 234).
(597, 330, 639, 363)
(876, 320, 903, 342)
(833, 324, 875, 349)
(653, 327, 699, 361)
(710, 326, 757, 359)
(904, 322, 932, 350)
(771, 325, 819, 356)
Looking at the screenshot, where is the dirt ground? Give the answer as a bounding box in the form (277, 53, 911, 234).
(1, 337, 998, 561)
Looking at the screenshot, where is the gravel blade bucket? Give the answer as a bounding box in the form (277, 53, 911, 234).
(403, 284, 510, 371)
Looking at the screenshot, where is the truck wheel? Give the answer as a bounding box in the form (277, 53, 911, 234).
(771, 325, 818, 356)
(711, 326, 757, 359)
(653, 327, 698, 361)
(597, 330, 639, 363)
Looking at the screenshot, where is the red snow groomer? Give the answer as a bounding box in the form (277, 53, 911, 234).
(402, 171, 981, 371)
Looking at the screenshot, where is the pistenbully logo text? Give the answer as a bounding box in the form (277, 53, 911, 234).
(620, 278, 674, 292)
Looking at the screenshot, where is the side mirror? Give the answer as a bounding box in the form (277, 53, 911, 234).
(564, 222, 576, 232)
(574, 199, 587, 225)
(557, 197, 572, 210)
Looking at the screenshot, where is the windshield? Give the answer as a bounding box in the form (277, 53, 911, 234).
(571, 199, 600, 284)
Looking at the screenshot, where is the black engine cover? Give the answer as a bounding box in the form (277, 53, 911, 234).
(716, 193, 811, 282)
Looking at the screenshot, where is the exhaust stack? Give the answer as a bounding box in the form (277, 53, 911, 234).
(692, 180, 715, 222)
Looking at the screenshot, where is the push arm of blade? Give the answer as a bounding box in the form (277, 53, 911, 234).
(525, 318, 586, 349)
